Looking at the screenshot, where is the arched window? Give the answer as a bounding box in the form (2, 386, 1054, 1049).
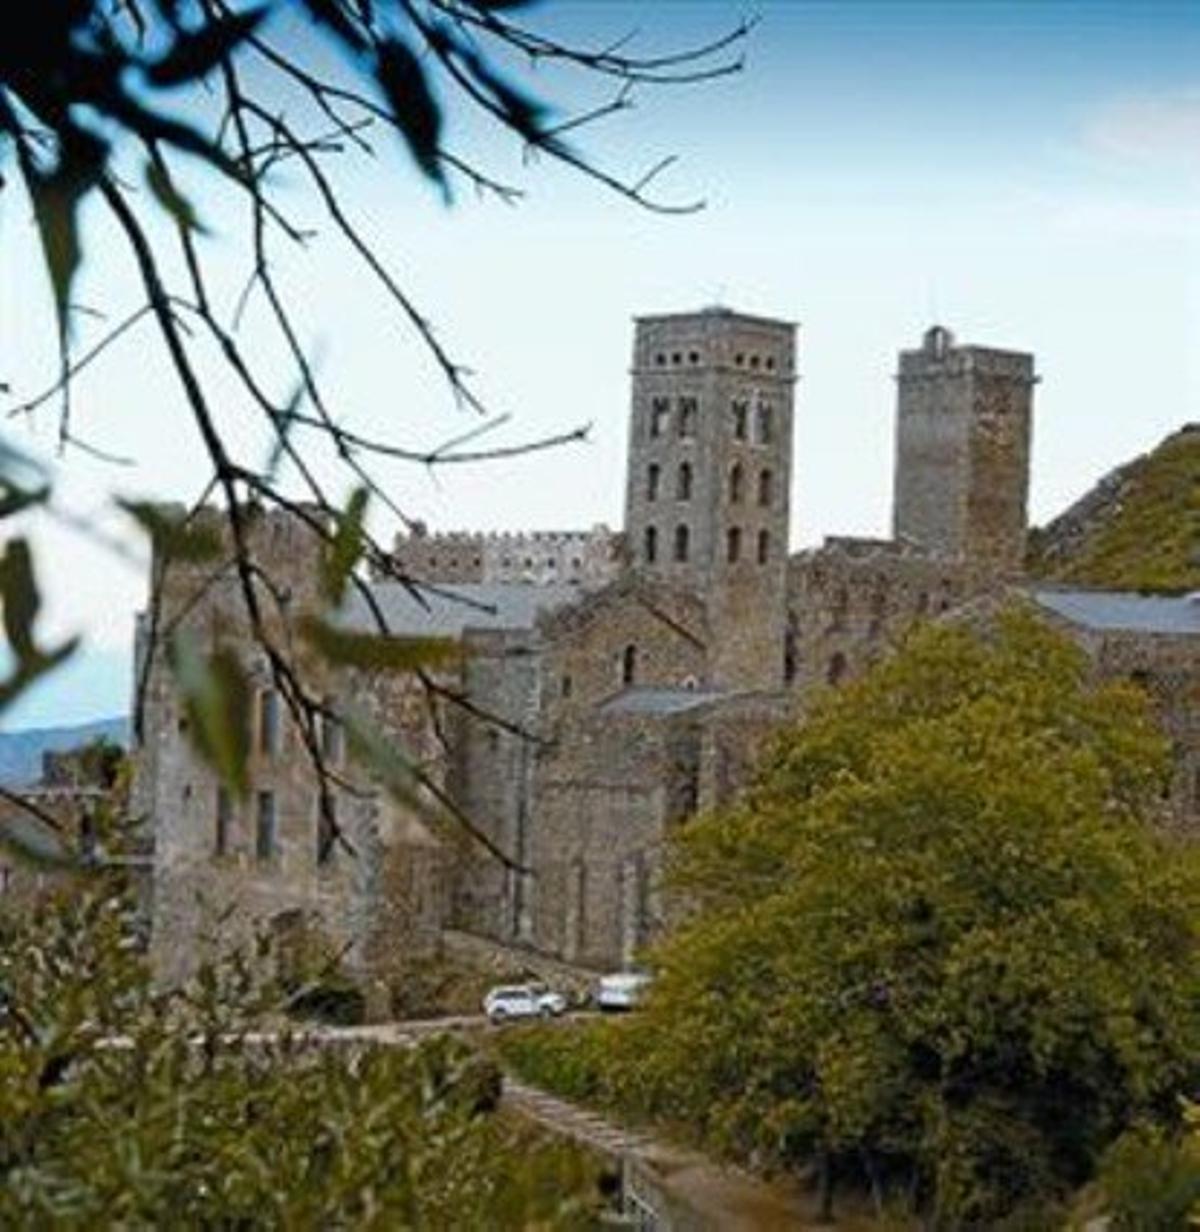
(649, 397, 669, 438)
(644, 526, 658, 563)
(830, 586, 849, 631)
(731, 400, 748, 439)
(727, 526, 742, 563)
(729, 463, 744, 505)
(758, 468, 773, 508)
(678, 397, 698, 438)
(621, 644, 637, 686)
(646, 463, 660, 502)
(827, 652, 847, 686)
(756, 528, 770, 564)
(677, 462, 692, 501)
(674, 524, 690, 562)
(783, 631, 798, 685)
(756, 401, 773, 445)
(869, 589, 887, 638)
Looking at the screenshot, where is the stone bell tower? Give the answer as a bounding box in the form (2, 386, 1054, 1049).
(623, 307, 798, 688)
(893, 325, 1037, 576)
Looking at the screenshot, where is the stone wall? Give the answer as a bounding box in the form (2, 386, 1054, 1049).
(537, 576, 711, 726)
(786, 537, 973, 696)
(1090, 629, 1199, 831)
(623, 308, 797, 690)
(384, 526, 623, 589)
(893, 326, 1036, 574)
(137, 504, 450, 987)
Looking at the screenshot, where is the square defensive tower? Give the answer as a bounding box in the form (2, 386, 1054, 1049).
(623, 307, 798, 687)
(893, 325, 1037, 574)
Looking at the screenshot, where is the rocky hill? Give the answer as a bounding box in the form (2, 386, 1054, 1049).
(0, 717, 127, 787)
(1027, 424, 1200, 593)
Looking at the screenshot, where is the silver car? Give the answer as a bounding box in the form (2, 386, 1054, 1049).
(482, 983, 568, 1024)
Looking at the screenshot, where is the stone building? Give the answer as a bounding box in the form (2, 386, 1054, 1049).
(133, 308, 1200, 982)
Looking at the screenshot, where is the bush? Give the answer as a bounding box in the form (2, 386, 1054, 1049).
(0, 883, 603, 1226)
(1092, 1118, 1200, 1230)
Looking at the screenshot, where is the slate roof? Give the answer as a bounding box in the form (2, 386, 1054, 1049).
(339, 582, 582, 638)
(597, 687, 729, 716)
(1029, 588, 1200, 636)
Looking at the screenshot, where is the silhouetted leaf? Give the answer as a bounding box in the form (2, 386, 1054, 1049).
(1, 539, 43, 661)
(374, 36, 445, 187)
(0, 537, 78, 716)
(22, 125, 107, 341)
(146, 7, 268, 86)
(341, 704, 428, 818)
(454, 39, 551, 146)
(145, 156, 208, 234)
(300, 616, 459, 673)
(168, 631, 251, 795)
(0, 477, 49, 520)
(319, 486, 368, 605)
(299, 0, 368, 50)
(119, 500, 223, 563)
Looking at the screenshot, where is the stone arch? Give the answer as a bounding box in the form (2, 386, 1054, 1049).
(729, 463, 744, 504)
(674, 524, 690, 562)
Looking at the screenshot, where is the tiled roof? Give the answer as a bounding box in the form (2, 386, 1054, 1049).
(339, 582, 582, 638)
(1029, 588, 1200, 636)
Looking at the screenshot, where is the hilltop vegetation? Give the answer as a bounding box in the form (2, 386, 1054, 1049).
(500, 612, 1200, 1225)
(1028, 425, 1200, 593)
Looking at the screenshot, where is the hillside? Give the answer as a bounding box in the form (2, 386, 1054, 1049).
(1027, 424, 1200, 593)
(0, 717, 128, 787)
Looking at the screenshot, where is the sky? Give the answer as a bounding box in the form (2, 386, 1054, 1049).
(1, 0, 1198, 729)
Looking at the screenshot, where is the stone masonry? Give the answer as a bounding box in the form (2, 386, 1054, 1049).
(133, 309, 1200, 982)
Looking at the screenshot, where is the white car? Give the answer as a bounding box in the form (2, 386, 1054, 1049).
(595, 971, 652, 1011)
(482, 984, 568, 1024)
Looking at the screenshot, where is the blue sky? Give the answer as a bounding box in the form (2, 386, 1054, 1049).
(2, 0, 1198, 728)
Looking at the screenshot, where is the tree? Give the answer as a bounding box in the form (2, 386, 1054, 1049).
(0, 0, 749, 843)
(607, 610, 1200, 1224)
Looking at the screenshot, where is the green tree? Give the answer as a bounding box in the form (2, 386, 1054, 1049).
(611, 610, 1200, 1224)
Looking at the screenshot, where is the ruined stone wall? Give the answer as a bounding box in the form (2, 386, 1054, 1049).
(384, 526, 622, 588)
(786, 538, 972, 697)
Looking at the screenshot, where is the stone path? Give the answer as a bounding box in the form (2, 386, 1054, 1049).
(501, 1075, 657, 1157)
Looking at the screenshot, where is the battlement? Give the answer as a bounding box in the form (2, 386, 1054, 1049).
(897, 326, 1036, 383)
(381, 525, 623, 588)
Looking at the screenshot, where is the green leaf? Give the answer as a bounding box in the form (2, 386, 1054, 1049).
(319, 487, 368, 605)
(144, 157, 209, 235)
(168, 632, 251, 795)
(300, 616, 459, 674)
(119, 500, 223, 563)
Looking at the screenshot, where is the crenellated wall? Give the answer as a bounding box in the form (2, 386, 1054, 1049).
(382, 525, 623, 588)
